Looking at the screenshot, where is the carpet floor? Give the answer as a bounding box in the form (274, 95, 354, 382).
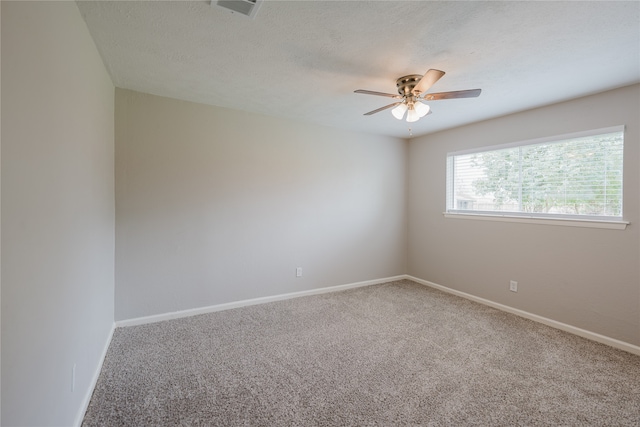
(83, 279, 640, 426)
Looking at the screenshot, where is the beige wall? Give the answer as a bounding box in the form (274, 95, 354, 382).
(1, 2, 115, 425)
(408, 84, 640, 346)
(115, 89, 408, 321)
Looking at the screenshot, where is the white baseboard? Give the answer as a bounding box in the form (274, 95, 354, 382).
(74, 322, 116, 427)
(116, 275, 407, 328)
(115, 274, 639, 356)
(407, 275, 640, 356)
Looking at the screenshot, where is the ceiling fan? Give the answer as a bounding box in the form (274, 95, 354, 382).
(354, 69, 481, 123)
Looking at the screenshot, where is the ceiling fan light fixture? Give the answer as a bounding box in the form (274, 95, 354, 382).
(391, 103, 408, 120)
(354, 68, 482, 122)
(406, 105, 419, 123)
(414, 101, 430, 118)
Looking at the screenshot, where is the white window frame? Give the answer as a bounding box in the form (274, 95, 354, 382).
(444, 126, 628, 230)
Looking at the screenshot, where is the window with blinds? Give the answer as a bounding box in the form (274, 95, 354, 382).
(446, 126, 624, 220)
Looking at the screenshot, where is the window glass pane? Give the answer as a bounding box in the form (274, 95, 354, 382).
(446, 128, 624, 219)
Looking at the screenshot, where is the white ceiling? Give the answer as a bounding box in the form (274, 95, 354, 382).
(77, 1, 640, 139)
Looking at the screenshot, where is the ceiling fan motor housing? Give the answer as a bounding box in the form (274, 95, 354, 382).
(396, 75, 423, 96)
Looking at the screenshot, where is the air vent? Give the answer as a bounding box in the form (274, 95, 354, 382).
(214, 0, 263, 19)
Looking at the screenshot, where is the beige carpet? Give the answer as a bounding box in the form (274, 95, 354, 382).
(83, 280, 640, 426)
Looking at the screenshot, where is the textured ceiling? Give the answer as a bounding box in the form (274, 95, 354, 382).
(77, 1, 640, 139)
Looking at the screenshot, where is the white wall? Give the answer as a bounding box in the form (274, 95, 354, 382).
(115, 89, 408, 321)
(408, 84, 640, 346)
(1, 2, 115, 426)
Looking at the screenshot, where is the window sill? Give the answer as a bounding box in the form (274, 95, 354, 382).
(443, 212, 629, 230)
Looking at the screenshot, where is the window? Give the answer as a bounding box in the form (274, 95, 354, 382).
(446, 126, 625, 224)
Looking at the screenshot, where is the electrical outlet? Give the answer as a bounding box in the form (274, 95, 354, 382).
(296, 267, 302, 277)
(510, 280, 518, 292)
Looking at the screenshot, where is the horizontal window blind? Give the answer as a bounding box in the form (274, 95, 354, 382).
(446, 126, 624, 220)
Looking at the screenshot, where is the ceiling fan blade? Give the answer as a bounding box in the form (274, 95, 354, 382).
(355, 89, 403, 99)
(422, 89, 482, 101)
(364, 102, 401, 116)
(411, 69, 445, 96)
